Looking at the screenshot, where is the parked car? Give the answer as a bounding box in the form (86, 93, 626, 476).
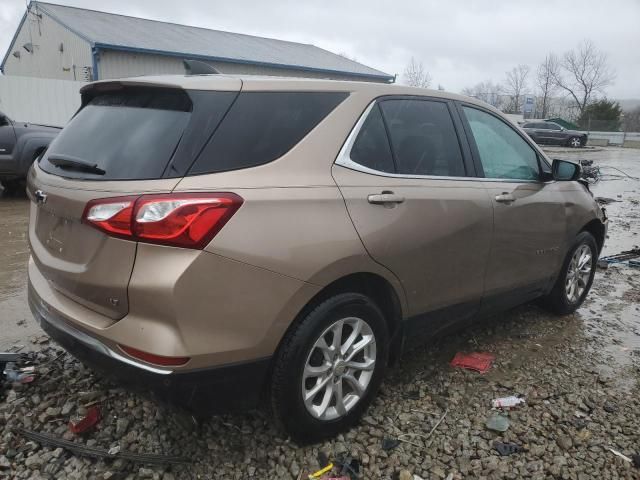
(522, 121, 587, 148)
(27, 76, 607, 442)
(0, 111, 59, 194)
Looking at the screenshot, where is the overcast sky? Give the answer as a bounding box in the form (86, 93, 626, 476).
(1, 0, 638, 99)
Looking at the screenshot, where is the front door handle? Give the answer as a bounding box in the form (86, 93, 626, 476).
(367, 192, 405, 205)
(495, 192, 516, 204)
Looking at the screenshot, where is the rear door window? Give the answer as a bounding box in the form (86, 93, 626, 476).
(40, 88, 196, 180)
(379, 99, 465, 177)
(189, 92, 348, 175)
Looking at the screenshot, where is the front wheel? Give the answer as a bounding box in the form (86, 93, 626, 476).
(541, 232, 597, 315)
(270, 293, 388, 443)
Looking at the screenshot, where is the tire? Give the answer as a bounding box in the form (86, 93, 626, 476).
(541, 232, 598, 315)
(1, 179, 24, 196)
(569, 136, 582, 148)
(270, 293, 389, 443)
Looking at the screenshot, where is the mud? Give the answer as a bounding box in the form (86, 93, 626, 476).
(0, 195, 33, 350)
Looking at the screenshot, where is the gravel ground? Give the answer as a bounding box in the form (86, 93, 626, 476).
(1, 147, 639, 479)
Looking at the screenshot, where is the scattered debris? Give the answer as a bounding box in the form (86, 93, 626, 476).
(0, 353, 21, 376)
(632, 454, 640, 468)
(595, 196, 620, 205)
(107, 445, 120, 456)
(403, 390, 420, 400)
(607, 447, 632, 463)
(598, 247, 640, 268)
(485, 412, 510, 432)
(308, 453, 333, 479)
(381, 437, 401, 451)
(603, 402, 618, 413)
(493, 441, 522, 456)
(16, 428, 189, 465)
(336, 456, 360, 479)
(68, 405, 101, 434)
(450, 352, 495, 373)
(491, 396, 525, 409)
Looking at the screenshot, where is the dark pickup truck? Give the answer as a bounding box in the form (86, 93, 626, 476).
(0, 111, 59, 194)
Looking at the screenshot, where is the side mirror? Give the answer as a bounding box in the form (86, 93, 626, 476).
(552, 159, 581, 181)
(0, 116, 8, 127)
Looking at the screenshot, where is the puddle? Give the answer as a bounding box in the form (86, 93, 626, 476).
(0, 193, 37, 350)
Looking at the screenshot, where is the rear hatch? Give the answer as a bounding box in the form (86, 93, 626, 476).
(28, 79, 241, 319)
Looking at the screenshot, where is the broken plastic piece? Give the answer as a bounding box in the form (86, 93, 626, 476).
(632, 454, 640, 468)
(69, 406, 101, 434)
(450, 352, 495, 373)
(492, 396, 525, 409)
(381, 437, 401, 450)
(485, 412, 510, 432)
(308, 462, 333, 479)
(493, 440, 522, 456)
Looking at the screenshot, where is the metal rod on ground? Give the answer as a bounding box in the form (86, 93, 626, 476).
(16, 428, 189, 465)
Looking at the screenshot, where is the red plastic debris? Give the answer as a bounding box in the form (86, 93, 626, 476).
(68, 406, 101, 434)
(450, 352, 495, 374)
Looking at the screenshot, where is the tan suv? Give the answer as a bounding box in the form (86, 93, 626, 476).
(27, 75, 607, 442)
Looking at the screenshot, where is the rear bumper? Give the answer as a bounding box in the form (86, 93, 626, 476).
(29, 282, 271, 414)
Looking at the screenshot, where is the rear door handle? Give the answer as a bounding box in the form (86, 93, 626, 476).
(495, 193, 516, 204)
(367, 192, 405, 205)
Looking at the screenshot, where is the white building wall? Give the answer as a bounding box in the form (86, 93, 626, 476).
(97, 50, 387, 82)
(0, 76, 84, 127)
(2, 6, 92, 81)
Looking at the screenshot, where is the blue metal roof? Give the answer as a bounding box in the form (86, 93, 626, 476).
(23, 1, 393, 81)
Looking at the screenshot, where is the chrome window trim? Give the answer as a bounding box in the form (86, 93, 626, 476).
(335, 100, 543, 184)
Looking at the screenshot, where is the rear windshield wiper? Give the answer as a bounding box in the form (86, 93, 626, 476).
(48, 154, 106, 175)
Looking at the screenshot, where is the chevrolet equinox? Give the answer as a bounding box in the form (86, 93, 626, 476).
(27, 75, 607, 442)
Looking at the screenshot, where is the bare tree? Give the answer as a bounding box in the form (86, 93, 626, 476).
(403, 57, 432, 88)
(504, 64, 530, 113)
(462, 81, 504, 109)
(551, 40, 615, 116)
(536, 54, 559, 118)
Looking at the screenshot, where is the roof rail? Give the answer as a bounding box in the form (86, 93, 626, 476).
(183, 60, 220, 75)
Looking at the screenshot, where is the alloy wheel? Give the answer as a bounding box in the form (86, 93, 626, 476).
(565, 244, 593, 303)
(570, 137, 582, 148)
(302, 317, 376, 421)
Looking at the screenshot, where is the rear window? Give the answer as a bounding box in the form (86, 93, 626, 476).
(188, 92, 348, 175)
(40, 88, 195, 180)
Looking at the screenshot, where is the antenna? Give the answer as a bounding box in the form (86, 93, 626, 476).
(183, 60, 220, 75)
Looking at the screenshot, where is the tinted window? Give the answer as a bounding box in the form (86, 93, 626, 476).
(350, 105, 394, 173)
(40, 88, 193, 180)
(379, 99, 465, 176)
(463, 106, 540, 180)
(547, 123, 561, 131)
(190, 92, 347, 175)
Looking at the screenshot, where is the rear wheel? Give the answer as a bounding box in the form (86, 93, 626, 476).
(270, 293, 388, 443)
(569, 136, 582, 148)
(541, 232, 597, 314)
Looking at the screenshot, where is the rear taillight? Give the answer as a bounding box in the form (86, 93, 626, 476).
(82, 193, 243, 249)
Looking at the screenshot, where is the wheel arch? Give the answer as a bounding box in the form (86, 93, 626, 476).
(274, 272, 405, 368)
(580, 219, 605, 254)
